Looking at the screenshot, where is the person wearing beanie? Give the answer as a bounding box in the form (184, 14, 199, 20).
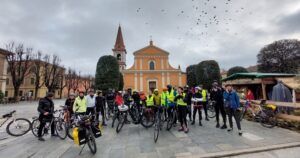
(37, 92, 55, 141)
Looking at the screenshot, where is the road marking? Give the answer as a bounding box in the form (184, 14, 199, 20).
(242, 132, 264, 141)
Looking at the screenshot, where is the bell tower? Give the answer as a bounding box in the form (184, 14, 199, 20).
(112, 25, 127, 71)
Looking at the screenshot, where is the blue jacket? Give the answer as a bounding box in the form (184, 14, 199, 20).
(223, 91, 240, 109)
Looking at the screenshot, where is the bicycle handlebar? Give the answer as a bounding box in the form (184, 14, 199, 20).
(2, 110, 16, 118)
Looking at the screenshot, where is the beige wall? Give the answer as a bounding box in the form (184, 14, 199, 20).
(122, 44, 187, 94)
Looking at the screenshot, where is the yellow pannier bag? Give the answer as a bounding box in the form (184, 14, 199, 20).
(266, 104, 277, 111)
(73, 127, 86, 145)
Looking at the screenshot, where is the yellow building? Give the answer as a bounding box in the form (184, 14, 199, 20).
(112, 26, 187, 93)
(0, 48, 11, 94)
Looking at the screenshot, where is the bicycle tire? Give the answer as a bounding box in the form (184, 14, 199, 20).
(31, 119, 43, 137)
(6, 118, 31, 137)
(66, 125, 74, 140)
(112, 113, 118, 128)
(55, 119, 67, 140)
(239, 107, 247, 122)
(166, 116, 173, 131)
(207, 104, 216, 118)
(154, 113, 160, 143)
(87, 129, 97, 154)
(259, 110, 276, 128)
(116, 114, 125, 133)
(140, 112, 155, 128)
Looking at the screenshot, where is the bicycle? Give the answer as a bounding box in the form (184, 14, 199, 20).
(73, 115, 97, 155)
(31, 109, 67, 139)
(128, 101, 140, 124)
(239, 100, 277, 128)
(0, 110, 31, 137)
(166, 105, 177, 131)
(141, 106, 155, 128)
(116, 105, 129, 133)
(154, 106, 164, 143)
(106, 100, 115, 120)
(207, 100, 216, 118)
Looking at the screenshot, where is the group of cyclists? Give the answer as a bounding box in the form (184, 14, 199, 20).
(36, 80, 242, 141)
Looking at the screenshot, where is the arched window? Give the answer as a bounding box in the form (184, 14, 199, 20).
(117, 54, 121, 61)
(149, 61, 155, 70)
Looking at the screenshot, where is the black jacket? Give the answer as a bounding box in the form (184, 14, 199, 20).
(210, 87, 224, 103)
(132, 92, 140, 104)
(106, 92, 115, 101)
(65, 98, 75, 111)
(38, 97, 54, 114)
(96, 96, 105, 109)
(123, 94, 132, 105)
(185, 91, 192, 105)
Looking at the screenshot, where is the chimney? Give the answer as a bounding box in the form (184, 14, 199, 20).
(150, 40, 153, 46)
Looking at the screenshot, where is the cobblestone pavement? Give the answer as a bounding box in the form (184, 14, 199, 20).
(0, 100, 300, 158)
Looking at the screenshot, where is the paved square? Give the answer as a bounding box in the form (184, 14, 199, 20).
(0, 100, 300, 158)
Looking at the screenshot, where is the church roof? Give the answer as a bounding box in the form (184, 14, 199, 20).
(133, 41, 170, 56)
(113, 25, 126, 52)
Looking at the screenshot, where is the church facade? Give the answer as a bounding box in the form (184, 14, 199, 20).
(112, 26, 186, 93)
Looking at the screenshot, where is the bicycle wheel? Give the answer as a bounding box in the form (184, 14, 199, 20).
(259, 110, 277, 128)
(6, 118, 31, 137)
(116, 113, 125, 133)
(31, 119, 43, 137)
(207, 102, 216, 118)
(239, 107, 247, 122)
(66, 124, 74, 140)
(153, 114, 159, 143)
(55, 119, 67, 139)
(166, 115, 173, 131)
(111, 113, 118, 128)
(87, 129, 97, 154)
(141, 112, 155, 128)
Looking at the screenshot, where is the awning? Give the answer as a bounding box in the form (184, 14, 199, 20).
(222, 73, 296, 82)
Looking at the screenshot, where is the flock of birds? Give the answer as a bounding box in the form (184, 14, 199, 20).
(133, 0, 254, 47)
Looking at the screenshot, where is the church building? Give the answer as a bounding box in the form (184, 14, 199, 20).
(112, 26, 186, 92)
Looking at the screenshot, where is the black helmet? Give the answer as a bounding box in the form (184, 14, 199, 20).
(167, 85, 172, 89)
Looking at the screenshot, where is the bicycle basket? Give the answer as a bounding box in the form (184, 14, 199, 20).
(118, 105, 129, 112)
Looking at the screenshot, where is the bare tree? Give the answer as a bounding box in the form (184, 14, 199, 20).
(65, 68, 74, 96)
(43, 54, 63, 93)
(81, 75, 92, 93)
(72, 71, 81, 93)
(32, 51, 45, 100)
(58, 67, 66, 99)
(6, 42, 32, 100)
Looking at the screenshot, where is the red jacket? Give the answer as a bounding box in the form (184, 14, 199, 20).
(115, 95, 123, 106)
(246, 90, 255, 100)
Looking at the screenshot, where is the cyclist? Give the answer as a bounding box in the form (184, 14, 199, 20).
(175, 87, 189, 133)
(191, 86, 203, 126)
(224, 84, 242, 136)
(123, 88, 133, 106)
(86, 89, 96, 116)
(96, 90, 106, 126)
(166, 85, 177, 125)
(161, 88, 168, 121)
(146, 90, 155, 112)
(132, 89, 141, 110)
(210, 81, 227, 129)
(64, 93, 75, 122)
(106, 89, 116, 116)
(73, 91, 87, 115)
(37, 92, 55, 141)
(198, 85, 209, 121)
(184, 85, 192, 121)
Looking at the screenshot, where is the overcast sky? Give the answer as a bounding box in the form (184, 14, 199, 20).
(1, 0, 300, 75)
